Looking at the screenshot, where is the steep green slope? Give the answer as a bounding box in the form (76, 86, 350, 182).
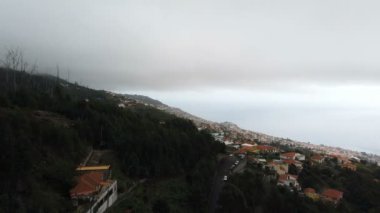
(0, 68, 225, 212)
(0, 108, 87, 212)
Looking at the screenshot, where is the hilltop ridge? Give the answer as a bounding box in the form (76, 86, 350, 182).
(117, 93, 380, 164)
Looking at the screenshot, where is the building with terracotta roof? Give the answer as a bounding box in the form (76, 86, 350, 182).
(277, 174, 301, 191)
(283, 159, 303, 170)
(280, 152, 296, 160)
(255, 145, 279, 153)
(70, 172, 104, 199)
(280, 152, 305, 161)
(321, 189, 343, 204)
(266, 161, 289, 175)
(70, 166, 117, 213)
(311, 155, 325, 164)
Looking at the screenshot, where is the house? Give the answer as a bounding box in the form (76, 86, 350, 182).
(327, 154, 350, 165)
(280, 152, 305, 161)
(266, 161, 288, 175)
(311, 155, 325, 164)
(280, 152, 296, 160)
(248, 157, 266, 168)
(304, 188, 319, 201)
(283, 159, 303, 170)
(87, 180, 117, 213)
(277, 174, 301, 191)
(70, 172, 104, 199)
(254, 145, 279, 153)
(295, 153, 305, 161)
(71, 165, 118, 213)
(321, 189, 343, 204)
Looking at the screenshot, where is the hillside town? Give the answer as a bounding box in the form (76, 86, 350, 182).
(112, 93, 380, 166)
(208, 129, 371, 207)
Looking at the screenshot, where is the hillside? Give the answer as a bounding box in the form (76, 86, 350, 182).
(2, 67, 380, 213)
(0, 68, 224, 212)
(119, 94, 380, 164)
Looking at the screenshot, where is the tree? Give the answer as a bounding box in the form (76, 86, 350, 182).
(152, 199, 170, 213)
(288, 164, 299, 175)
(1, 48, 27, 90)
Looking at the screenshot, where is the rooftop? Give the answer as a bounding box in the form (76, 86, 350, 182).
(322, 189, 344, 200)
(70, 172, 104, 198)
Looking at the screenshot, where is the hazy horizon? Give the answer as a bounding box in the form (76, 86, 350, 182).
(123, 89, 380, 155)
(1, 0, 380, 154)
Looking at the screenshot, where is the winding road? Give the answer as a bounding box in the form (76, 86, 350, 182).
(208, 154, 243, 213)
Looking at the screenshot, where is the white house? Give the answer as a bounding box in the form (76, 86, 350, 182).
(87, 180, 118, 213)
(277, 174, 301, 191)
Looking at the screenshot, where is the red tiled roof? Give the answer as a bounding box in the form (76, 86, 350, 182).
(70, 172, 104, 198)
(322, 189, 343, 200)
(311, 155, 324, 161)
(281, 152, 296, 158)
(283, 159, 301, 165)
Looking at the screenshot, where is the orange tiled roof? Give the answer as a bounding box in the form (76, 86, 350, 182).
(311, 155, 324, 161)
(283, 159, 301, 165)
(70, 172, 104, 198)
(322, 189, 343, 200)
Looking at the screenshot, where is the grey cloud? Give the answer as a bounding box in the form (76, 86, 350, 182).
(2, 0, 380, 91)
(2, 0, 380, 153)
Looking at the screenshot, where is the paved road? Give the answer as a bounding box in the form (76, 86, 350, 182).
(208, 155, 238, 213)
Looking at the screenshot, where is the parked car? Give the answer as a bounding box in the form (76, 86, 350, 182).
(223, 175, 228, 181)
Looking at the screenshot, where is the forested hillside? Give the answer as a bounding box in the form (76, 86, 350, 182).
(0, 67, 224, 212)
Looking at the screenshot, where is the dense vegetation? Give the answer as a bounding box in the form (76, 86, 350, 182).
(216, 169, 338, 213)
(216, 153, 380, 213)
(0, 66, 224, 212)
(299, 159, 380, 212)
(0, 108, 87, 212)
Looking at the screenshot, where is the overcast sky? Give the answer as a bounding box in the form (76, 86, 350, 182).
(1, 0, 380, 154)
